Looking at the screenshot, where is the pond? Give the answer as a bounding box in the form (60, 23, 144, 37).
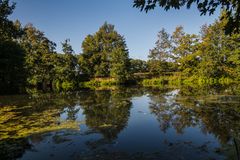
(0, 85, 240, 160)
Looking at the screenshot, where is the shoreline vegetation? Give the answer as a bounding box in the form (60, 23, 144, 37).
(78, 75, 236, 90)
(1, 1, 240, 95)
(141, 75, 236, 87)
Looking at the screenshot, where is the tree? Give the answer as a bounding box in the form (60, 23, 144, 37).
(0, 0, 26, 94)
(171, 26, 185, 59)
(227, 34, 240, 81)
(0, 0, 17, 41)
(21, 24, 56, 90)
(148, 28, 173, 74)
(149, 28, 172, 61)
(79, 22, 130, 82)
(61, 39, 77, 81)
(146, 14, 240, 81)
(61, 39, 74, 54)
(110, 47, 130, 82)
(171, 26, 199, 72)
(171, 26, 199, 59)
(129, 59, 148, 73)
(54, 39, 78, 91)
(196, 20, 240, 79)
(78, 35, 96, 76)
(178, 17, 240, 80)
(133, 0, 240, 34)
(0, 41, 26, 94)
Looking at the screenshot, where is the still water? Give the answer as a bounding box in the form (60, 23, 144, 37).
(0, 86, 240, 160)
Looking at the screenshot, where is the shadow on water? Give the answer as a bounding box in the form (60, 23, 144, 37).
(0, 85, 240, 160)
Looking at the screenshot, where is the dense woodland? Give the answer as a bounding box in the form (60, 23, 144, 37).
(0, 0, 240, 94)
(143, 15, 240, 86)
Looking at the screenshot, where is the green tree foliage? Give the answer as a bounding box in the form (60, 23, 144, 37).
(79, 35, 96, 76)
(171, 26, 199, 59)
(1, 1, 133, 93)
(79, 22, 130, 82)
(20, 26, 79, 92)
(110, 47, 130, 82)
(147, 28, 176, 75)
(20, 24, 57, 90)
(1, 0, 239, 94)
(0, 41, 25, 94)
(0, 0, 26, 94)
(195, 20, 240, 80)
(149, 28, 172, 61)
(147, 14, 240, 82)
(129, 59, 148, 73)
(0, 0, 82, 93)
(54, 39, 78, 91)
(171, 26, 199, 73)
(61, 38, 74, 54)
(0, 0, 17, 41)
(133, 0, 240, 34)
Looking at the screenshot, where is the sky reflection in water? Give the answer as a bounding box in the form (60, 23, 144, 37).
(0, 86, 240, 160)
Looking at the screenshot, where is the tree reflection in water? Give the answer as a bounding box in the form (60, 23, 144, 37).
(77, 89, 133, 148)
(0, 88, 135, 159)
(0, 94, 82, 160)
(148, 85, 240, 160)
(0, 86, 240, 160)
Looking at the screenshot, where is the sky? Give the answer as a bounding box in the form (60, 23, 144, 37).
(9, 0, 220, 60)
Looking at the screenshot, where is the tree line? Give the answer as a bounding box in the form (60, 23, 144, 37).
(0, 0, 131, 94)
(1, 0, 240, 94)
(145, 12, 240, 84)
(131, 13, 240, 84)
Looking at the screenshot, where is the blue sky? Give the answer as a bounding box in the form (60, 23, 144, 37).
(10, 0, 220, 60)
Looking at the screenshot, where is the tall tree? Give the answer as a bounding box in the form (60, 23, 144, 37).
(171, 26, 199, 72)
(171, 26, 199, 59)
(178, 17, 240, 80)
(148, 28, 173, 74)
(21, 24, 56, 90)
(196, 20, 240, 79)
(79, 22, 130, 82)
(54, 39, 78, 91)
(0, 0, 26, 94)
(0, 40, 26, 94)
(149, 28, 172, 61)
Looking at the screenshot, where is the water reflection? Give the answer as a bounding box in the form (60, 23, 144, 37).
(148, 87, 240, 160)
(0, 86, 240, 159)
(80, 90, 132, 139)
